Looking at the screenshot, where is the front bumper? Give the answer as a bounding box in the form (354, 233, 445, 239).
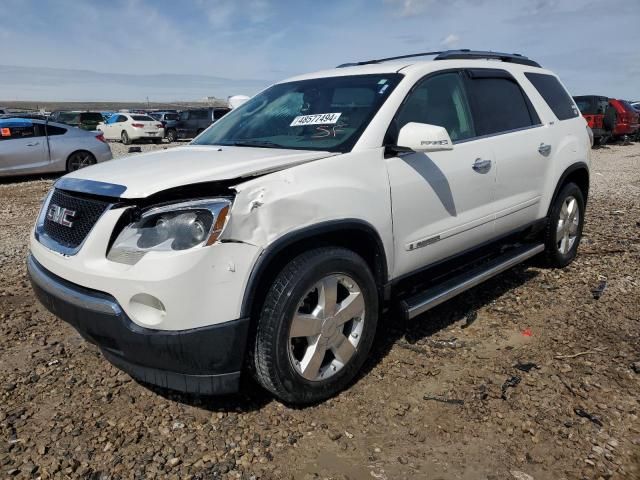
(28, 255, 249, 395)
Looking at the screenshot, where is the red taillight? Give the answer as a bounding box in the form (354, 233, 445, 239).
(156, 123, 164, 128)
(95, 133, 107, 143)
(131, 123, 144, 128)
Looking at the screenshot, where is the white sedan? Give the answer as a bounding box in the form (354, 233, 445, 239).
(98, 113, 164, 145)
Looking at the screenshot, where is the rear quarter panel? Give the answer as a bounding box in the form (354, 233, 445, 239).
(515, 69, 590, 218)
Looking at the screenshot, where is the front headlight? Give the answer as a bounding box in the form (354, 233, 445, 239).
(107, 199, 231, 265)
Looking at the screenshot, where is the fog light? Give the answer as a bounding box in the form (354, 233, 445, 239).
(129, 293, 166, 327)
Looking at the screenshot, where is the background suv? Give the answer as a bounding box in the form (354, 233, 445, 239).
(49, 111, 104, 131)
(175, 107, 230, 139)
(149, 111, 180, 142)
(28, 50, 590, 405)
(609, 99, 639, 140)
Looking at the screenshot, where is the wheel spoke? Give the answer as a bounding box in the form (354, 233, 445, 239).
(334, 292, 364, 325)
(569, 221, 579, 235)
(561, 232, 570, 254)
(319, 276, 338, 317)
(556, 219, 565, 241)
(331, 335, 356, 365)
(290, 313, 323, 338)
(567, 199, 577, 220)
(560, 201, 569, 220)
(300, 341, 326, 380)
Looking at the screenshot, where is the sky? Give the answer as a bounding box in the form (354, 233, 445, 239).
(0, 0, 638, 101)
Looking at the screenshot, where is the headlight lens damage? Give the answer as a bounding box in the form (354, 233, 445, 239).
(108, 199, 231, 264)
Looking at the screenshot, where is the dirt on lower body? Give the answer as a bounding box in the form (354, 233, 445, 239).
(0, 144, 638, 480)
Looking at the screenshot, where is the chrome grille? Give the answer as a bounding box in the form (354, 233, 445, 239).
(41, 189, 111, 249)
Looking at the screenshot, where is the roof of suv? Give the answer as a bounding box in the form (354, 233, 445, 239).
(283, 50, 549, 84)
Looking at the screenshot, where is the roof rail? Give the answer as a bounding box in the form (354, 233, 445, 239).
(337, 49, 541, 68)
(434, 50, 541, 67)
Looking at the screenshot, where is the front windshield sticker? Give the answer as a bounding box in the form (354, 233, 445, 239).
(290, 113, 342, 127)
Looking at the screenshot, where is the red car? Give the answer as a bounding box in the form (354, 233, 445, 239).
(609, 99, 639, 138)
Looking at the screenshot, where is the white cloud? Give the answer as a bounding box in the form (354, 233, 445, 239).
(441, 33, 460, 48)
(384, 0, 436, 17)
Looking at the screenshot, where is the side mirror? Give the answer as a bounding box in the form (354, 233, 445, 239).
(396, 122, 454, 152)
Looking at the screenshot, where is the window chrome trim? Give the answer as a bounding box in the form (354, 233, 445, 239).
(55, 178, 127, 198)
(454, 123, 544, 145)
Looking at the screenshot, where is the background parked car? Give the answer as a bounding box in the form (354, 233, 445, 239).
(149, 111, 180, 142)
(98, 113, 164, 144)
(49, 111, 104, 131)
(573, 95, 613, 145)
(175, 107, 230, 139)
(609, 99, 640, 140)
(0, 117, 112, 177)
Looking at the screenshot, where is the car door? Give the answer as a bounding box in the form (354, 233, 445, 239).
(385, 71, 497, 278)
(463, 69, 549, 234)
(0, 120, 48, 175)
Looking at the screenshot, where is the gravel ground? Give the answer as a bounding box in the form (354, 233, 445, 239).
(0, 142, 638, 480)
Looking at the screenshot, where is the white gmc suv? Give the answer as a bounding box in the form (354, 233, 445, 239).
(28, 50, 590, 404)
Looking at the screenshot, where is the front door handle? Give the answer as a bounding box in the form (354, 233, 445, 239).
(472, 158, 492, 174)
(538, 143, 552, 156)
(26, 142, 40, 147)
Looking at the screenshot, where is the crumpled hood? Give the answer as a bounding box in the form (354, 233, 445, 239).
(62, 145, 338, 198)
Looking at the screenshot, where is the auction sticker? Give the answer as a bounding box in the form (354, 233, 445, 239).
(290, 113, 341, 127)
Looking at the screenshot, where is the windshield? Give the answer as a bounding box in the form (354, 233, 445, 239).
(193, 74, 402, 152)
(165, 113, 179, 120)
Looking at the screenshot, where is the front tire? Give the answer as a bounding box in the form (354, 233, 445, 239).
(166, 129, 177, 143)
(121, 130, 131, 145)
(543, 182, 585, 268)
(252, 247, 378, 404)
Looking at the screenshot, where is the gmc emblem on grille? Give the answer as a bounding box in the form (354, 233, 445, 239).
(47, 204, 76, 227)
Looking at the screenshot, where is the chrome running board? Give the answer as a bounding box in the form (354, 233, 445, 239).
(400, 243, 544, 321)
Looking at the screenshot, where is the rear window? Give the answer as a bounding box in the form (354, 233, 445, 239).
(132, 115, 154, 121)
(576, 97, 608, 115)
(466, 75, 539, 136)
(58, 112, 80, 124)
(213, 109, 229, 120)
(525, 73, 579, 121)
(81, 112, 104, 122)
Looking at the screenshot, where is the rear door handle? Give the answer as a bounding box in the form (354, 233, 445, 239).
(472, 158, 492, 174)
(538, 143, 552, 156)
(26, 142, 40, 147)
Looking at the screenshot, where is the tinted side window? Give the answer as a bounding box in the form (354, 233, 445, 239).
(191, 110, 208, 120)
(46, 125, 67, 136)
(466, 75, 537, 136)
(394, 72, 475, 142)
(0, 125, 36, 140)
(525, 73, 579, 121)
(213, 109, 229, 120)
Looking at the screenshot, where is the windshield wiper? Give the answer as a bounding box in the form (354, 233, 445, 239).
(230, 140, 284, 149)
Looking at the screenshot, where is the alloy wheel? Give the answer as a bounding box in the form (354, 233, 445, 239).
(288, 274, 365, 382)
(556, 195, 580, 254)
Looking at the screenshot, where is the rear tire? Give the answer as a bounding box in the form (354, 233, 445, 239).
(121, 130, 131, 145)
(66, 151, 96, 172)
(543, 182, 585, 268)
(252, 247, 378, 404)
